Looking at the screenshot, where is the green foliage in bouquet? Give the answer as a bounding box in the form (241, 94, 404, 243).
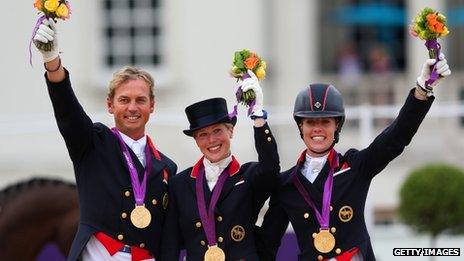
(230, 49, 266, 105)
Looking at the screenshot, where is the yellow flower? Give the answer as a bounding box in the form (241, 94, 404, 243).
(56, 3, 69, 18)
(441, 27, 449, 37)
(255, 67, 266, 80)
(44, 0, 60, 12)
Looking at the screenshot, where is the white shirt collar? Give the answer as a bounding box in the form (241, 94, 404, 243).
(203, 155, 233, 190)
(203, 155, 233, 169)
(301, 153, 328, 183)
(119, 131, 147, 150)
(119, 131, 147, 166)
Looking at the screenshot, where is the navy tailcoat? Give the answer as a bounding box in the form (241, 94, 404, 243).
(161, 123, 280, 261)
(257, 90, 433, 261)
(45, 70, 177, 260)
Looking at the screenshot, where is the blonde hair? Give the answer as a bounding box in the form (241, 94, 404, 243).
(108, 66, 155, 100)
(224, 123, 234, 130)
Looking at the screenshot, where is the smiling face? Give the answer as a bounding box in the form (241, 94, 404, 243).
(299, 117, 337, 157)
(194, 123, 233, 163)
(107, 78, 154, 140)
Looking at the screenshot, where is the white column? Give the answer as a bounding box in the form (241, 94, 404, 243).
(270, 0, 317, 107)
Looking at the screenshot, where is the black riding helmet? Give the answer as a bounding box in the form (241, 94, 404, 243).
(293, 83, 345, 143)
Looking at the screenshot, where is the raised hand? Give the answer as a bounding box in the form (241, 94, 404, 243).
(241, 70, 264, 118)
(33, 18, 59, 63)
(417, 53, 451, 89)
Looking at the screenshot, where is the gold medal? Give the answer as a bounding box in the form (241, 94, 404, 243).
(130, 204, 152, 229)
(312, 229, 335, 253)
(204, 244, 225, 261)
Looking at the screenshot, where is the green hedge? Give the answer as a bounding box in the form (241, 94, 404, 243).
(399, 163, 464, 236)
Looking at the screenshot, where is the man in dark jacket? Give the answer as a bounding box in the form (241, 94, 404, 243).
(161, 71, 280, 260)
(34, 18, 177, 261)
(257, 55, 450, 260)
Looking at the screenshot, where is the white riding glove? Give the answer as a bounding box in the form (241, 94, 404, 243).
(417, 53, 451, 89)
(33, 18, 59, 63)
(241, 70, 264, 117)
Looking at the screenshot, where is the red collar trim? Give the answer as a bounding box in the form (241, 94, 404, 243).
(327, 149, 339, 168)
(296, 150, 307, 165)
(190, 155, 240, 178)
(340, 162, 350, 171)
(147, 136, 161, 161)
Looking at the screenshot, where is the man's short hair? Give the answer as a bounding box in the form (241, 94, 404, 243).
(108, 66, 155, 100)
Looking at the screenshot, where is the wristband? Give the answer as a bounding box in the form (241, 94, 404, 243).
(250, 110, 268, 120)
(416, 81, 433, 97)
(44, 58, 61, 72)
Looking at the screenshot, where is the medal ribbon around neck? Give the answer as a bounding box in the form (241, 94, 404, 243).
(292, 149, 339, 229)
(196, 164, 230, 247)
(111, 128, 153, 206)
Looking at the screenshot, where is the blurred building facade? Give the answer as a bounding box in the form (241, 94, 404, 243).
(1, 0, 464, 228)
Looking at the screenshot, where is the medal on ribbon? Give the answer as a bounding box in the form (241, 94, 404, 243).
(112, 128, 153, 229)
(196, 164, 229, 261)
(312, 229, 336, 253)
(204, 245, 226, 261)
(292, 149, 339, 253)
(130, 204, 152, 229)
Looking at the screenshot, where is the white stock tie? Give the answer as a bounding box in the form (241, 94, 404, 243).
(302, 154, 327, 183)
(310, 160, 323, 176)
(131, 141, 145, 167)
(203, 156, 232, 190)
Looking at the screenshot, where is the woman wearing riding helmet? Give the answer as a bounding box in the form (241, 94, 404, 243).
(257, 54, 451, 261)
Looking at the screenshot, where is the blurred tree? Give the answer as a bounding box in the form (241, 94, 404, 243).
(399, 163, 464, 260)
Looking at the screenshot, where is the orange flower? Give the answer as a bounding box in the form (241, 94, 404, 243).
(244, 54, 259, 70)
(426, 13, 438, 26)
(34, 0, 43, 10)
(433, 22, 444, 33)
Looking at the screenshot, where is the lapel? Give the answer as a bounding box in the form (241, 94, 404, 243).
(296, 166, 323, 210)
(111, 130, 166, 183)
(292, 149, 339, 210)
(130, 149, 145, 181)
(188, 155, 241, 209)
(113, 135, 136, 183)
(148, 152, 166, 182)
(129, 144, 166, 182)
(217, 172, 242, 204)
(313, 161, 330, 191)
(188, 157, 212, 206)
(216, 156, 241, 204)
(188, 174, 213, 206)
(115, 139, 165, 183)
(330, 160, 352, 204)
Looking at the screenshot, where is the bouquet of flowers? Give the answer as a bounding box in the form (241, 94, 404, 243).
(30, 0, 71, 64)
(409, 7, 449, 87)
(230, 49, 266, 106)
(410, 7, 449, 58)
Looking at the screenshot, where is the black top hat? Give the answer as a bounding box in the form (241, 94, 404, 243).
(183, 98, 237, 136)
